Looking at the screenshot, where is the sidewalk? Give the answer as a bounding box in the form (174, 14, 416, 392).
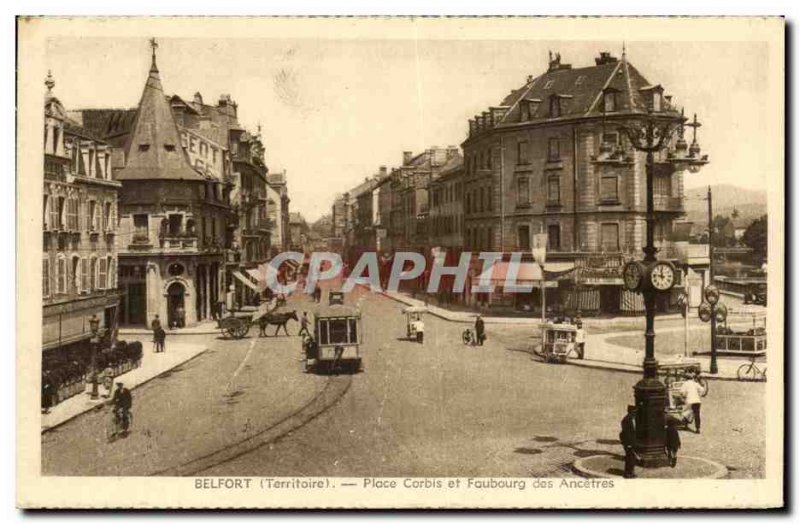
(118, 299, 278, 336)
(381, 290, 751, 380)
(41, 341, 209, 432)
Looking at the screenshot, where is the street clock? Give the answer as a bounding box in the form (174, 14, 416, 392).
(648, 260, 676, 292)
(622, 261, 646, 291)
(704, 285, 720, 306)
(698, 302, 713, 322)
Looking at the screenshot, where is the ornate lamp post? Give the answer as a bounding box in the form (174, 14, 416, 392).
(88, 314, 101, 400)
(619, 108, 707, 467)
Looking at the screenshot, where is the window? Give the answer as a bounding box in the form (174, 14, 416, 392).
(90, 257, 97, 291)
(602, 132, 619, 147)
(520, 101, 530, 121)
(653, 92, 662, 112)
(43, 195, 50, 230)
(103, 202, 111, 231)
(49, 195, 59, 230)
(544, 80, 554, 90)
(548, 137, 560, 161)
(138, 144, 150, 152)
(517, 140, 529, 164)
(164, 144, 176, 152)
(547, 175, 561, 205)
(547, 224, 561, 250)
(133, 214, 149, 240)
(67, 197, 79, 230)
(107, 256, 115, 289)
(601, 223, 620, 252)
(81, 257, 88, 293)
(56, 256, 66, 294)
(88, 200, 97, 231)
(487, 185, 493, 211)
(329, 319, 349, 344)
(349, 318, 359, 343)
(517, 177, 530, 206)
(98, 258, 107, 290)
(465, 192, 471, 215)
(603, 91, 617, 112)
(600, 175, 619, 203)
(478, 188, 485, 213)
(549, 96, 561, 118)
(72, 256, 80, 293)
(56, 196, 65, 230)
(487, 148, 493, 170)
(168, 214, 183, 236)
(518, 225, 531, 250)
(42, 257, 50, 297)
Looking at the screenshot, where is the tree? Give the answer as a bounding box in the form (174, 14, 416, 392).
(711, 215, 736, 247)
(741, 214, 767, 264)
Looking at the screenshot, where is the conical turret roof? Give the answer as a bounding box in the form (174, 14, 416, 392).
(117, 46, 205, 181)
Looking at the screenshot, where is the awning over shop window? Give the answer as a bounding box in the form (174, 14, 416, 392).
(245, 268, 263, 285)
(544, 261, 576, 275)
(233, 270, 260, 292)
(485, 262, 545, 284)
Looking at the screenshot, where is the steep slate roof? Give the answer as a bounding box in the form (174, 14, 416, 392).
(116, 52, 205, 182)
(435, 154, 464, 181)
(496, 54, 679, 127)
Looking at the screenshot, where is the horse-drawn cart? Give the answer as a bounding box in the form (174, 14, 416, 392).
(217, 304, 271, 339)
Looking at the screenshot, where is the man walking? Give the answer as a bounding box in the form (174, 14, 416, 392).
(298, 312, 311, 338)
(474, 315, 485, 346)
(680, 372, 704, 433)
(620, 405, 638, 479)
(575, 319, 585, 359)
(154, 326, 166, 353)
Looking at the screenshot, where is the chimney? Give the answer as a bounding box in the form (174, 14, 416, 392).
(594, 51, 619, 66)
(527, 75, 534, 83)
(194, 92, 203, 105)
(379, 165, 387, 176)
(446, 145, 459, 159)
(402, 151, 413, 165)
(548, 50, 572, 71)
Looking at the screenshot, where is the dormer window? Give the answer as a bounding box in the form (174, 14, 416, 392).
(575, 75, 586, 87)
(138, 144, 150, 152)
(653, 91, 662, 112)
(544, 80, 554, 90)
(549, 96, 561, 118)
(640, 85, 664, 113)
(520, 100, 530, 122)
(603, 91, 617, 112)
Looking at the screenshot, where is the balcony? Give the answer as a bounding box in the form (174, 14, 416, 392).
(654, 194, 684, 213)
(128, 234, 153, 250)
(160, 236, 198, 251)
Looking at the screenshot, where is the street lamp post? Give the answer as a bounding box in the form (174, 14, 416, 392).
(88, 314, 100, 400)
(619, 109, 707, 467)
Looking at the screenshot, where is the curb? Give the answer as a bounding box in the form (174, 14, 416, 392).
(572, 454, 729, 479)
(381, 292, 745, 381)
(41, 348, 209, 434)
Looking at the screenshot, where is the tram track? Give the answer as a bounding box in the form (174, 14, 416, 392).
(150, 373, 353, 477)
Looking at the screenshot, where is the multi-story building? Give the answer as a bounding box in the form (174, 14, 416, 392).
(42, 72, 122, 364)
(288, 212, 310, 252)
(111, 46, 230, 327)
(266, 170, 290, 254)
(428, 155, 465, 251)
(461, 50, 708, 314)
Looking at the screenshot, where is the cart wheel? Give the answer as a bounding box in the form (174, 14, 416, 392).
(235, 322, 250, 339)
(737, 363, 757, 382)
(223, 327, 235, 339)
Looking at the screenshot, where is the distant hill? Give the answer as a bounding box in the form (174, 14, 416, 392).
(683, 184, 767, 226)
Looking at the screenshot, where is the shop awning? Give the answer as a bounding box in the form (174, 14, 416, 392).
(484, 261, 557, 286)
(233, 270, 260, 292)
(245, 268, 263, 285)
(544, 261, 575, 274)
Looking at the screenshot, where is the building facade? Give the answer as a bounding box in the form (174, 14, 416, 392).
(113, 48, 229, 327)
(461, 50, 708, 314)
(42, 72, 122, 366)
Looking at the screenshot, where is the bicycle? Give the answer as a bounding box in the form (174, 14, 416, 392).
(737, 355, 767, 382)
(107, 407, 133, 441)
(462, 329, 475, 346)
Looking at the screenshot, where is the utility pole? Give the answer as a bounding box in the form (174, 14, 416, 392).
(707, 185, 719, 374)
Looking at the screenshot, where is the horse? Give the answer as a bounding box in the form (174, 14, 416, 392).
(259, 310, 299, 337)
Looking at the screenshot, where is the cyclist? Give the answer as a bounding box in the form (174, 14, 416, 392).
(111, 381, 133, 433)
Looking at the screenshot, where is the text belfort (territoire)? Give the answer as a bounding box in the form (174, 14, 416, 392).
(195, 478, 616, 490)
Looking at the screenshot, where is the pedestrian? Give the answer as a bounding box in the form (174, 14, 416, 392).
(101, 365, 114, 397)
(314, 284, 322, 303)
(680, 372, 704, 434)
(575, 320, 585, 359)
(154, 326, 166, 353)
(298, 312, 311, 338)
(475, 315, 485, 346)
(176, 305, 186, 328)
(150, 314, 161, 332)
(619, 405, 638, 479)
(41, 370, 54, 414)
(665, 416, 682, 468)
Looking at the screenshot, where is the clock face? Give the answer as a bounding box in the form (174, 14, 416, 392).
(650, 262, 675, 291)
(622, 262, 642, 290)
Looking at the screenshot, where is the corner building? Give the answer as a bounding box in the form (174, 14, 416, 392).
(462, 51, 707, 314)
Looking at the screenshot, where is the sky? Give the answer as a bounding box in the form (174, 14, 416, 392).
(45, 35, 775, 222)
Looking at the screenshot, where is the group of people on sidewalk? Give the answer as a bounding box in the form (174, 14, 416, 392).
(619, 372, 705, 478)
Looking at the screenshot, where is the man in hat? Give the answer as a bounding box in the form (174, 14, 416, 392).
(475, 315, 485, 346)
(680, 371, 704, 433)
(620, 405, 638, 479)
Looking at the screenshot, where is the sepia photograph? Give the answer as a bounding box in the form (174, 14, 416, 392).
(16, 16, 784, 509)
